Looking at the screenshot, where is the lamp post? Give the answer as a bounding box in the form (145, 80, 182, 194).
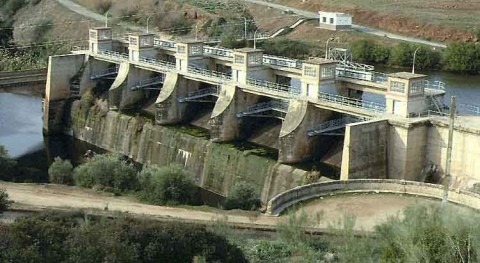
(146, 15, 153, 33)
(195, 24, 198, 40)
(241, 17, 248, 40)
(253, 28, 260, 49)
(412, 47, 421, 74)
(105, 11, 109, 27)
(325, 37, 335, 59)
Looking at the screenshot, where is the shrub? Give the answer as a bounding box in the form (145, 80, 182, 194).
(443, 42, 480, 73)
(259, 39, 312, 59)
(48, 157, 73, 185)
(30, 19, 52, 43)
(224, 182, 261, 210)
(0, 189, 12, 213)
(138, 165, 196, 205)
(73, 154, 138, 193)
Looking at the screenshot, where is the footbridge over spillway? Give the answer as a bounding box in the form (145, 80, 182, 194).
(45, 27, 459, 169)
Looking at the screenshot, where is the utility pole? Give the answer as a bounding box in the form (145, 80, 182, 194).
(105, 11, 109, 27)
(442, 96, 456, 205)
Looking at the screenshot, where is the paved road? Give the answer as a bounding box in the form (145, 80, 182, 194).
(239, 0, 447, 48)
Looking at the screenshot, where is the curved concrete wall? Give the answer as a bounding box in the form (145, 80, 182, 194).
(266, 179, 480, 216)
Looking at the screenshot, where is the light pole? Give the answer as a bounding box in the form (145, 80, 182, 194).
(412, 47, 421, 74)
(146, 15, 153, 33)
(325, 37, 335, 59)
(253, 28, 260, 49)
(105, 11, 109, 27)
(241, 17, 248, 40)
(195, 24, 198, 40)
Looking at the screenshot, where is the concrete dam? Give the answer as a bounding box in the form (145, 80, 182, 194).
(43, 27, 480, 199)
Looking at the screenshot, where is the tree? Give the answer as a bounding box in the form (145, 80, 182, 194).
(443, 42, 480, 73)
(388, 42, 414, 67)
(0, 189, 12, 213)
(224, 182, 261, 210)
(350, 39, 375, 64)
(73, 154, 138, 193)
(138, 165, 196, 205)
(0, 145, 17, 181)
(48, 157, 74, 185)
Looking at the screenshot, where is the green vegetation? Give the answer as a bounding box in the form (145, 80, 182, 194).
(73, 154, 138, 194)
(0, 188, 12, 213)
(138, 165, 197, 205)
(259, 39, 315, 59)
(350, 39, 480, 74)
(48, 157, 74, 185)
(0, 145, 16, 181)
(0, 211, 246, 262)
(224, 181, 261, 210)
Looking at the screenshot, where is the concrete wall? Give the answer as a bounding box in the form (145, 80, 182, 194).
(341, 119, 388, 180)
(43, 54, 86, 134)
(427, 119, 480, 188)
(71, 103, 309, 203)
(266, 179, 480, 216)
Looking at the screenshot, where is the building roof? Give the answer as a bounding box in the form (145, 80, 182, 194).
(389, 72, 427, 79)
(318, 11, 352, 17)
(303, 57, 336, 65)
(235, 47, 264, 53)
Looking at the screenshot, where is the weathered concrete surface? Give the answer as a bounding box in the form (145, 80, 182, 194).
(108, 62, 129, 110)
(210, 85, 259, 142)
(340, 119, 389, 180)
(279, 102, 331, 163)
(71, 102, 309, 203)
(43, 54, 86, 134)
(155, 73, 198, 124)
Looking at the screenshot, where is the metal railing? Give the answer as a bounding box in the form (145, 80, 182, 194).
(263, 55, 302, 69)
(178, 86, 219, 102)
(425, 80, 446, 90)
(71, 46, 88, 51)
(336, 68, 388, 84)
(308, 116, 365, 136)
(131, 75, 166, 90)
(317, 92, 386, 113)
(154, 39, 176, 49)
(458, 103, 480, 115)
(237, 100, 289, 118)
(203, 46, 233, 58)
(138, 57, 176, 71)
(97, 49, 129, 61)
(90, 67, 119, 79)
(246, 78, 299, 96)
(187, 66, 231, 82)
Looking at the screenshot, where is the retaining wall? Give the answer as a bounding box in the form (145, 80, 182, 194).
(266, 179, 480, 216)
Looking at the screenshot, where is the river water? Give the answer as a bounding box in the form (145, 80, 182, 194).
(0, 72, 479, 175)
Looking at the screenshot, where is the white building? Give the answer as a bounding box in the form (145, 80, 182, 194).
(318, 11, 352, 31)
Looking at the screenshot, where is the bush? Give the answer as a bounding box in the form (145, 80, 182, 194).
(0, 189, 12, 213)
(73, 154, 138, 193)
(259, 39, 312, 59)
(138, 165, 196, 205)
(30, 19, 52, 43)
(48, 157, 73, 185)
(443, 42, 480, 73)
(224, 182, 261, 210)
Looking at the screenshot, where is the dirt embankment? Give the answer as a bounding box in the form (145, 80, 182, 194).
(276, 0, 477, 43)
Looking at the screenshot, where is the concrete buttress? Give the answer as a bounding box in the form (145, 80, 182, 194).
(210, 85, 259, 142)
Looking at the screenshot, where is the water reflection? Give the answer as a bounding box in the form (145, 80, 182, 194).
(0, 93, 43, 158)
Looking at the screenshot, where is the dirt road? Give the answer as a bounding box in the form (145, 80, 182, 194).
(1, 182, 455, 232)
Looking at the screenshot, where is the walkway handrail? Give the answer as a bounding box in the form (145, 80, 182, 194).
(131, 75, 165, 90)
(425, 80, 445, 91)
(90, 67, 118, 79)
(178, 86, 219, 102)
(138, 57, 176, 71)
(97, 49, 129, 61)
(246, 78, 299, 95)
(203, 46, 233, 58)
(237, 100, 289, 117)
(308, 116, 363, 135)
(318, 92, 386, 113)
(154, 38, 177, 49)
(187, 66, 231, 82)
(263, 54, 302, 69)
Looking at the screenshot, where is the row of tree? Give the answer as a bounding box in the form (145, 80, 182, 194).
(48, 154, 261, 210)
(350, 39, 480, 74)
